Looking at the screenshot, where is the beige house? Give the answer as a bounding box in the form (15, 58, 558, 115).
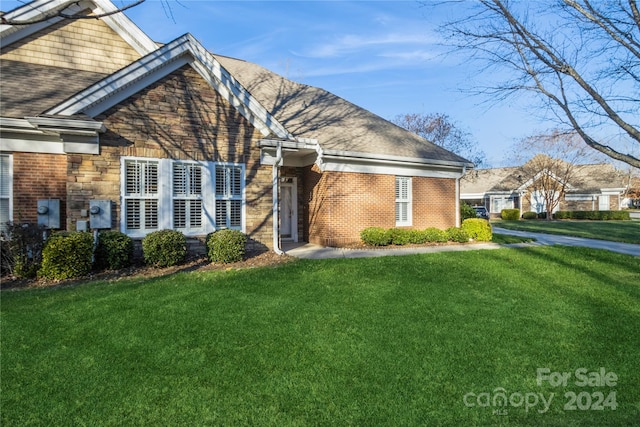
(461, 162, 628, 217)
(0, 0, 473, 252)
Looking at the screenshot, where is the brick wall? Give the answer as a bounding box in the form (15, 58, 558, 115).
(1, 11, 141, 73)
(67, 65, 274, 247)
(12, 152, 67, 225)
(303, 165, 458, 246)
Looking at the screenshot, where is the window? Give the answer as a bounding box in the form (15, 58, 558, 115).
(215, 164, 243, 229)
(395, 176, 412, 226)
(0, 154, 12, 233)
(123, 159, 159, 232)
(121, 157, 244, 237)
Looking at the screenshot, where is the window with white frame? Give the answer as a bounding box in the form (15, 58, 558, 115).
(0, 154, 12, 233)
(215, 164, 243, 229)
(121, 157, 245, 237)
(395, 176, 412, 226)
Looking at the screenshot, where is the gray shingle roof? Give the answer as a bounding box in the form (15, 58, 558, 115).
(0, 59, 107, 118)
(214, 54, 473, 166)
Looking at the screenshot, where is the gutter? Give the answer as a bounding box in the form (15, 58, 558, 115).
(272, 142, 284, 255)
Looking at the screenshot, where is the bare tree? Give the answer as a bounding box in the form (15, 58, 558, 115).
(511, 129, 600, 219)
(434, 0, 640, 168)
(392, 112, 487, 166)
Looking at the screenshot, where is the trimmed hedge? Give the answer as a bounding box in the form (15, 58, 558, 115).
(554, 210, 630, 220)
(461, 218, 492, 242)
(389, 228, 412, 245)
(94, 230, 134, 271)
(142, 229, 187, 267)
(461, 203, 477, 221)
(446, 227, 470, 243)
(522, 211, 538, 220)
(206, 229, 247, 264)
(423, 227, 449, 243)
(39, 232, 94, 280)
(360, 227, 392, 246)
(501, 209, 520, 221)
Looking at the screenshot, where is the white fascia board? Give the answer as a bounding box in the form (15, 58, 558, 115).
(92, 0, 157, 55)
(26, 117, 106, 132)
(319, 156, 464, 179)
(320, 148, 474, 170)
(601, 188, 625, 195)
(460, 193, 487, 199)
(0, 0, 72, 46)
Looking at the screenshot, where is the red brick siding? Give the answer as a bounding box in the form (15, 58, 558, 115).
(12, 152, 67, 225)
(304, 165, 458, 246)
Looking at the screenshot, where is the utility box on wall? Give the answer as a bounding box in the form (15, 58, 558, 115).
(89, 200, 112, 229)
(37, 199, 61, 229)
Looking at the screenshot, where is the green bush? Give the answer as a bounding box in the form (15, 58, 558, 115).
(94, 230, 134, 271)
(501, 209, 520, 221)
(206, 229, 247, 264)
(408, 229, 428, 244)
(461, 203, 477, 221)
(461, 218, 493, 242)
(522, 211, 538, 220)
(424, 227, 449, 243)
(39, 232, 94, 280)
(446, 227, 469, 243)
(142, 229, 186, 267)
(388, 228, 412, 245)
(360, 227, 391, 246)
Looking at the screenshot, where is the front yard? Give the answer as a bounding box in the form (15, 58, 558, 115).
(2, 246, 639, 426)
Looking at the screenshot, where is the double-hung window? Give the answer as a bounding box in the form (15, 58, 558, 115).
(395, 176, 412, 226)
(215, 164, 243, 229)
(122, 157, 245, 237)
(0, 154, 12, 233)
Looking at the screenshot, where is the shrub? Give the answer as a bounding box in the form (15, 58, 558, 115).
(424, 227, 449, 243)
(360, 227, 391, 246)
(39, 232, 94, 280)
(522, 211, 538, 220)
(446, 227, 469, 243)
(461, 218, 493, 241)
(408, 229, 428, 244)
(461, 202, 477, 221)
(206, 229, 247, 264)
(2, 222, 47, 278)
(142, 229, 186, 267)
(94, 230, 134, 271)
(554, 210, 630, 220)
(501, 209, 520, 221)
(388, 228, 412, 245)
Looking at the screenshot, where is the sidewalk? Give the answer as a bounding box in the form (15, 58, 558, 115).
(283, 228, 640, 259)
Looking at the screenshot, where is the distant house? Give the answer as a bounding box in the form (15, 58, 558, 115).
(0, 0, 472, 252)
(460, 161, 627, 217)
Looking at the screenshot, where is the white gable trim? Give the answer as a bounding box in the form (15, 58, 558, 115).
(46, 34, 293, 139)
(0, 0, 157, 55)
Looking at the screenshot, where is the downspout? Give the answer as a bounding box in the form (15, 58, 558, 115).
(272, 142, 284, 255)
(456, 166, 465, 227)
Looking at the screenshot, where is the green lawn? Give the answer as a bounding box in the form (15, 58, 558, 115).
(494, 219, 640, 244)
(2, 247, 639, 426)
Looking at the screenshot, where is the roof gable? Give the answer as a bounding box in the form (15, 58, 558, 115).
(46, 34, 293, 139)
(0, 0, 157, 55)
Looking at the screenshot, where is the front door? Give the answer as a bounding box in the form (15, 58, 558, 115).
(280, 178, 298, 242)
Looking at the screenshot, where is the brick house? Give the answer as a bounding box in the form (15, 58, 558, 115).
(460, 162, 627, 218)
(0, 0, 473, 253)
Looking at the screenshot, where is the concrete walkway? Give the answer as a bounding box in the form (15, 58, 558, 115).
(283, 228, 640, 259)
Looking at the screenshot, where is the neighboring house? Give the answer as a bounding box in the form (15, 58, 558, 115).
(0, 0, 473, 252)
(461, 161, 628, 217)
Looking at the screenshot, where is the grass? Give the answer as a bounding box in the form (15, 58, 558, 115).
(491, 233, 535, 244)
(494, 220, 640, 244)
(2, 246, 640, 426)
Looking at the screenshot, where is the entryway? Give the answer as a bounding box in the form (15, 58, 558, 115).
(280, 177, 298, 242)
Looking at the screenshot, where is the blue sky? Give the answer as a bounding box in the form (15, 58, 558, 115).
(4, 0, 547, 166)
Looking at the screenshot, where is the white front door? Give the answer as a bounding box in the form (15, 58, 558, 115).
(599, 195, 610, 211)
(280, 179, 298, 242)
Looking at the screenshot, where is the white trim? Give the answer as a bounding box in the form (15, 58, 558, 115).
(395, 176, 412, 227)
(0, 154, 14, 227)
(46, 34, 292, 139)
(280, 177, 298, 242)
